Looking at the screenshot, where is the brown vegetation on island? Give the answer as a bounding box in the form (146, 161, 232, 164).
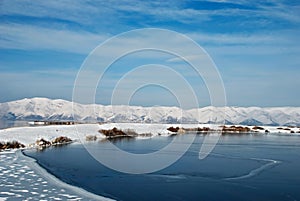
(167, 127, 212, 133)
(167, 127, 180, 132)
(252, 126, 264, 130)
(99, 127, 138, 138)
(36, 138, 51, 148)
(52, 136, 72, 145)
(222, 126, 251, 133)
(166, 125, 271, 135)
(1, 135, 74, 151)
(0, 141, 25, 150)
(34, 136, 73, 150)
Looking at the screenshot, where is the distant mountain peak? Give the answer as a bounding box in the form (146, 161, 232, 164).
(0, 98, 299, 126)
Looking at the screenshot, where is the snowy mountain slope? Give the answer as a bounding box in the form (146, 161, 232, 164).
(0, 97, 300, 126)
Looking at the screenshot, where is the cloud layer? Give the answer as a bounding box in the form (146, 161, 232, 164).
(0, 0, 299, 107)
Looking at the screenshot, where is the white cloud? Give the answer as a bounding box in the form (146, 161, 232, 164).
(0, 24, 109, 54)
(1, 22, 298, 59)
(0, 0, 101, 25)
(1, 0, 299, 107)
(2, 0, 299, 28)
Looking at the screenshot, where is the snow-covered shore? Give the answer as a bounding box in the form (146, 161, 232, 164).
(0, 124, 120, 200)
(0, 124, 101, 147)
(0, 123, 299, 200)
(0, 123, 299, 148)
(0, 149, 114, 201)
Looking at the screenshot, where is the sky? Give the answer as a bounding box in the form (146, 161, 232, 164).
(0, 0, 299, 108)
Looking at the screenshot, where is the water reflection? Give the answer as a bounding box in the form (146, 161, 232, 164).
(97, 136, 136, 144)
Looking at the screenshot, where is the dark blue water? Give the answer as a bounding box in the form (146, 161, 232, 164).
(25, 134, 300, 201)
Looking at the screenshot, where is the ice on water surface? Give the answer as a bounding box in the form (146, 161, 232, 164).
(0, 150, 112, 201)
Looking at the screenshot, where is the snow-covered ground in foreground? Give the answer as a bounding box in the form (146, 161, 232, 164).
(0, 123, 300, 147)
(0, 123, 299, 200)
(0, 150, 113, 201)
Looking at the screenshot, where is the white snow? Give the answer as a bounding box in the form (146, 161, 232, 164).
(0, 124, 107, 146)
(0, 123, 202, 146)
(0, 97, 300, 126)
(1, 123, 299, 148)
(0, 123, 299, 200)
(0, 150, 113, 201)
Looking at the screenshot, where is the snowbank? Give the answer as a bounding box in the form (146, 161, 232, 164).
(0, 124, 103, 146)
(0, 123, 299, 147)
(0, 123, 213, 146)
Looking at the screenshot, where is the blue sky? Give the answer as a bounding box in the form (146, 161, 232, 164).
(0, 0, 299, 107)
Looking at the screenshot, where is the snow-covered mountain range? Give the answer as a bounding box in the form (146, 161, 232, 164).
(0, 97, 299, 126)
